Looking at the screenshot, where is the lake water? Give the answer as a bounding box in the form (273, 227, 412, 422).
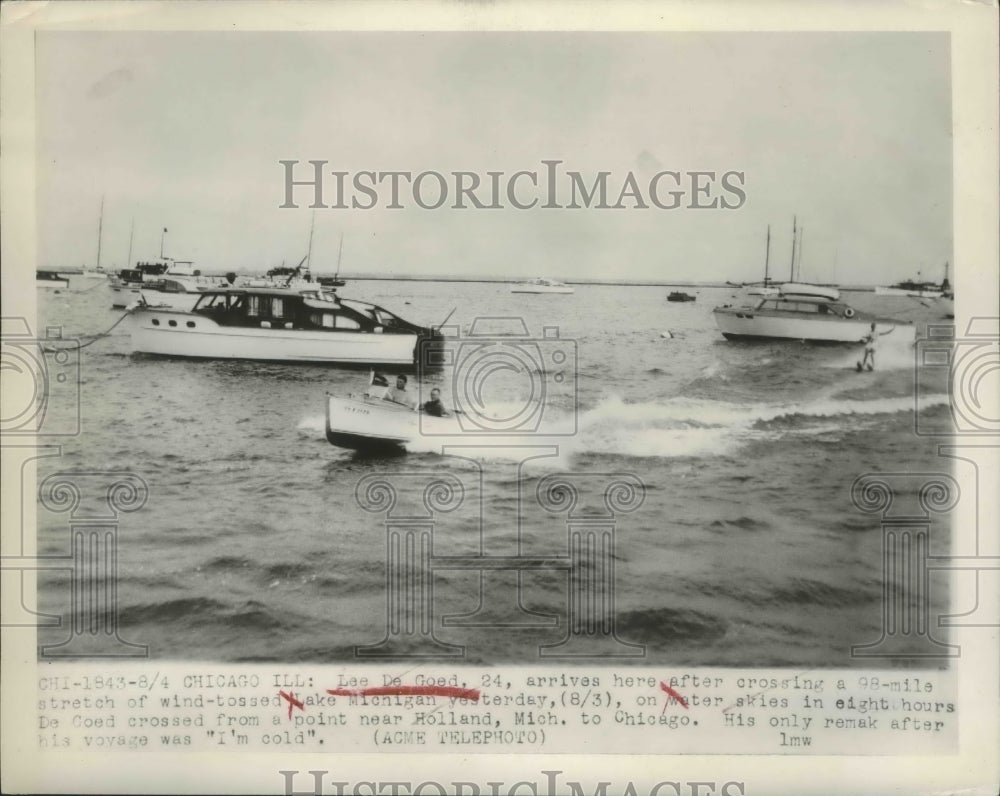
(34, 280, 953, 667)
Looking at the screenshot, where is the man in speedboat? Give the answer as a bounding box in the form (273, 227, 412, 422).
(420, 387, 449, 417)
(380, 374, 417, 409)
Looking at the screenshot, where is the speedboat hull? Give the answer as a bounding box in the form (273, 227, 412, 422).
(325, 394, 456, 450)
(714, 307, 914, 343)
(128, 309, 421, 365)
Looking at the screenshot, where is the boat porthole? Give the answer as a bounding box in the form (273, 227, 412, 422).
(844, 308, 855, 318)
(186, 321, 195, 328)
(168, 319, 177, 327)
(151, 319, 160, 326)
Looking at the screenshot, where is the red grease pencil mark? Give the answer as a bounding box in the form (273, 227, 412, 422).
(326, 685, 480, 701)
(659, 681, 689, 713)
(279, 690, 305, 720)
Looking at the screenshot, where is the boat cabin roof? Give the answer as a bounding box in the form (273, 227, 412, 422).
(180, 287, 430, 335)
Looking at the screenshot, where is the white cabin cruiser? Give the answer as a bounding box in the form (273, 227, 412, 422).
(128, 287, 443, 367)
(713, 283, 915, 344)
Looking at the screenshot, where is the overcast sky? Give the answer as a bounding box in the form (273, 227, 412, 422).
(35, 31, 952, 284)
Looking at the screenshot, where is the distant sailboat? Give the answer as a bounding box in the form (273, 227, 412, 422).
(747, 225, 779, 296)
(318, 232, 346, 288)
(79, 198, 109, 278)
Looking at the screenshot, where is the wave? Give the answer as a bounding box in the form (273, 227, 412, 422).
(616, 607, 728, 643)
(300, 392, 952, 462)
(119, 596, 227, 625)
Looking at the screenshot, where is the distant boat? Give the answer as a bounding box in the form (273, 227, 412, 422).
(511, 278, 574, 294)
(78, 197, 108, 280)
(874, 281, 944, 299)
(713, 282, 915, 344)
(875, 263, 949, 298)
(128, 286, 443, 367)
(666, 291, 696, 302)
(37, 271, 69, 289)
(109, 260, 171, 308)
(111, 249, 230, 308)
(239, 261, 317, 291)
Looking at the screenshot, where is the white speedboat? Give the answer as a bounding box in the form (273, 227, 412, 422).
(713, 283, 915, 344)
(511, 278, 574, 294)
(326, 394, 458, 450)
(78, 266, 109, 280)
(37, 271, 69, 289)
(128, 287, 443, 367)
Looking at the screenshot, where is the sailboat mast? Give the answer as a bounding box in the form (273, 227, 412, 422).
(789, 216, 797, 281)
(96, 197, 104, 269)
(796, 226, 804, 282)
(763, 225, 771, 286)
(335, 232, 344, 279)
(306, 213, 315, 271)
(125, 218, 134, 268)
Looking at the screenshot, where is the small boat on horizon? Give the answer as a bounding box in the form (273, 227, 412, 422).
(713, 282, 914, 344)
(511, 278, 574, 294)
(667, 291, 696, 302)
(875, 263, 950, 298)
(127, 286, 443, 367)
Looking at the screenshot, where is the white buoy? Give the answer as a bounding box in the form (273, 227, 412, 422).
(660, 331, 673, 339)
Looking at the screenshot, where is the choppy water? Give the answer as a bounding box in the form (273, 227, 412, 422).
(34, 280, 953, 666)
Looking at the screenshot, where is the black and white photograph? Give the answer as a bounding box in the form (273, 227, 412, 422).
(2, 2, 997, 794)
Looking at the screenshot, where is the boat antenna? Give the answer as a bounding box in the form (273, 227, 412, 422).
(160, 226, 167, 260)
(96, 197, 104, 270)
(763, 225, 771, 286)
(125, 217, 134, 268)
(789, 216, 797, 281)
(433, 307, 456, 331)
(942, 261, 950, 291)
